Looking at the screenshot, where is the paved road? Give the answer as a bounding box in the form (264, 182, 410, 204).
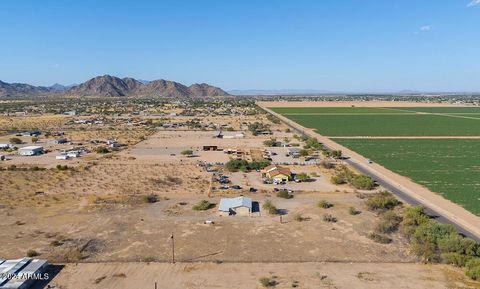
(342, 158, 480, 243)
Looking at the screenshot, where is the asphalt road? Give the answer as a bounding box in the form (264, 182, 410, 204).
(343, 158, 480, 243)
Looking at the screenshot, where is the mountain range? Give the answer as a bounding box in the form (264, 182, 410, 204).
(0, 75, 229, 98)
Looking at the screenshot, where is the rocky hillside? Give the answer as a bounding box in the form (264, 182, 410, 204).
(66, 75, 229, 97)
(0, 80, 50, 97)
(0, 75, 229, 98)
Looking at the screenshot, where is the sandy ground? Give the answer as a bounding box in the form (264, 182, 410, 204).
(257, 101, 472, 107)
(259, 104, 480, 241)
(49, 262, 480, 289)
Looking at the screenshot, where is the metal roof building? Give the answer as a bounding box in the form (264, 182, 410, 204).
(18, 146, 43, 156)
(219, 196, 252, 216)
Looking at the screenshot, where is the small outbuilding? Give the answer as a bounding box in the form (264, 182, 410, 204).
(219, 196, 252, 216)
(18, 146, 44, 156)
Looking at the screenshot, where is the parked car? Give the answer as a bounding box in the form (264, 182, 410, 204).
(249, 187, 257, 193)
(231, 185, 242, 190)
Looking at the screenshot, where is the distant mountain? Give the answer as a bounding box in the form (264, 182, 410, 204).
(0, 75, 229, 98)
(0, 80, 50, 97)
(66, 75, 229, 97)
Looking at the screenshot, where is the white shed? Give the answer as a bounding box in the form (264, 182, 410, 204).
(18, 146, 44, 156)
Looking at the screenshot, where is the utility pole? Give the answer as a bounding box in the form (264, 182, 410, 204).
(170, 232, 175, 264)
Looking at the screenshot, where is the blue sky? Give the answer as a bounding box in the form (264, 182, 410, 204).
(0, 0, 479, 92)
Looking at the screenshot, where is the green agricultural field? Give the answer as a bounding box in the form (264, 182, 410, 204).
(270, 107, 412, 114)
(278, 114, 480, 136)
(334, 139, 480, 215)
(394, 107, 480, 113)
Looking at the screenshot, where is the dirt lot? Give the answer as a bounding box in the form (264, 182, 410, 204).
(49, 262, 479, 289)
(0, 190, 411, 263)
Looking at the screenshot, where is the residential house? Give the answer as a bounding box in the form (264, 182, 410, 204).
(219, 196, 252, 216)
(262, 164, 292, 183)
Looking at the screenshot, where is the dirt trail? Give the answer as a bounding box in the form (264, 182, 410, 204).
(259, 104, 480, 241)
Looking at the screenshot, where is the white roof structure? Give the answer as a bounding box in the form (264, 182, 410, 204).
(219, 196, 252, 212)
(19, 146, 43, 151)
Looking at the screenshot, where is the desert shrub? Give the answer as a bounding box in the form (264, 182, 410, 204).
(181, 149, 193, 156)
(26, 249, 40, 257)
(465, 258, 480, 280)
(374, 211, 402, 234)
(295, 173, 309, 182)
(331, 150, 342, 158)
(320, 160, 334, 169)
(350, 175, 375, 190)
(95, 146, 109, 154)
(368, 232, 392, 244)
(401, 206, 431, 238)
(263, 200, 278, 215)
(330, 174, 347, 185)
(192, 200, 214, 211)
(410, 222, 457, 262)
(304, 137, 321, 150)
(277, 189, 293, 199)
(9, 137, 22, 144)
(293, 213, 307, 222)
(144, 194, 159, 203)
(225, 159, 270, 172)
(50, 240, 63, 247)
(323, 214, 337, 223)
(259, 276, 277, 287)
(441, 252, 473, 267)
(348, 207, 361, 215)
(56, 164, 70, 171)
(317, 200, 333, 209)
(263, 138, 278, 147)
(365, 191, 399, 211)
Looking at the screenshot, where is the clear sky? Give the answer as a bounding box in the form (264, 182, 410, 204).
(0, 0, 479, 92)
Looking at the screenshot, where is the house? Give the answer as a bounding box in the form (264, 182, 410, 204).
(18, 146, 44, 156)
(262, 164, 292, 183)
(0, 258, 48, 289)
(53, 138, 68, 144)
(22, 130, 41, 137)
(66, 150, 81, 158)
(219, 196, 252, 216)
(255, 130, 273, 135)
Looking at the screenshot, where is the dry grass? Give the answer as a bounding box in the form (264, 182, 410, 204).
(0, 115, 69, 133)
(0, 169, 75, 208)
(49, 163, 210, 199)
